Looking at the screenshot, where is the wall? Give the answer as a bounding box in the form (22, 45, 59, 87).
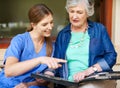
(112, 0, 120, 87)
(112, 0, 120, 64)
(0, 49, 5, 65)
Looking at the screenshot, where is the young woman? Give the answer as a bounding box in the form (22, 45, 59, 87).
(0, 4, 66, 88)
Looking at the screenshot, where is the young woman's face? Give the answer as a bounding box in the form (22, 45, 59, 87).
(68, 3, 88, 28)
(33, 14, 54, 37)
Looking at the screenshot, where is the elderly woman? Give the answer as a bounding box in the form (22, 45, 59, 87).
(54, 0, 117, 88)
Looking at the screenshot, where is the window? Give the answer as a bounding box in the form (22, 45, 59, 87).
(0, 0, 112, 48)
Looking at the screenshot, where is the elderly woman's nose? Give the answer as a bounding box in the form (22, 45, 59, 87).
(72, 14, 78, 19)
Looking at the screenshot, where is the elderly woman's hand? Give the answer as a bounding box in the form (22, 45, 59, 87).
(73, 67, 94, 82)
(73, 65, 101, 82)
(73, 71, 87, 82)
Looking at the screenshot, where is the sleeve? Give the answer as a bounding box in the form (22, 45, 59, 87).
(97, 24, 117, 71)
(4, 35, 24, 64)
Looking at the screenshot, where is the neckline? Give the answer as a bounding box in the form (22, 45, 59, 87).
(27, 32, 45, 54)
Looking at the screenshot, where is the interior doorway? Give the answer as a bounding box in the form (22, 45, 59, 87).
(90, 0, 112, 37)
(98, 0, 113, 37)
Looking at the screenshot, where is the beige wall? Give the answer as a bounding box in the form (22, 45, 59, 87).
(112, 0, 120, 45)
(0, 49, 6, 64)
(112, 0, 120, 64)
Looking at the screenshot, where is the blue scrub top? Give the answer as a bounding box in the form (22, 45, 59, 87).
(0, 32, 52, 88)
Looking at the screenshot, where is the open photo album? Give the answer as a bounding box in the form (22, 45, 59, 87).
(31, 71, 120, 87)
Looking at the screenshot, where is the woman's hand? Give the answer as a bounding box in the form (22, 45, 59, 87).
(73, 68, 93, 82)
(73, 71, 87, 82)
(73, 64, 102, 82)
(38, 57, 67, 69)
(44, 71, 54, 76)
(36, 78, 47, 85)
(35, 71, 54, 86)
(14, 83, 28, 88)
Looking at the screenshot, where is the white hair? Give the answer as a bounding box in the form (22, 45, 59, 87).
(65, 0, 95, 17)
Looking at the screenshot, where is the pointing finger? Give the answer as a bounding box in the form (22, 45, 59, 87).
(56, 59, 67, 63)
